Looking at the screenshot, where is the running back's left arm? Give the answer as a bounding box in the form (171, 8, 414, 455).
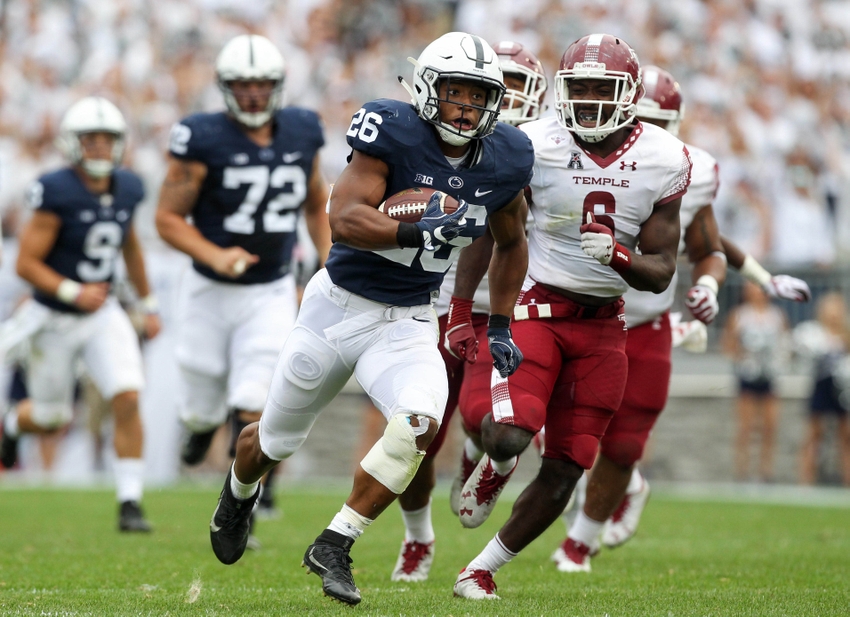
(485, 190, 528, 318)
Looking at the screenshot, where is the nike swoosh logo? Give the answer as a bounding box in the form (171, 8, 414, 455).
(210, 504, 222, 532)
(308, 550, 330, 573)
(283, 152, 302, 163)
(474, 189, 493, 197)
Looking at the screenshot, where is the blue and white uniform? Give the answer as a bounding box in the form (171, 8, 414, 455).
(259, 99, 533, 461)
(168, 109, 325, 429)
(4, 168, 145, 427)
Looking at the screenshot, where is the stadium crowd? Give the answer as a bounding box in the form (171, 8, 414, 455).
(1, 0, 849, 268)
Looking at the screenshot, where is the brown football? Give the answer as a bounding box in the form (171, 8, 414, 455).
(378, 187, 460, 223)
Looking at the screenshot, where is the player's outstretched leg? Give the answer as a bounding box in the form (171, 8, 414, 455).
(210, 466, 261, 564)
(0, 406, 20, 469)
(302, 529, 361, 605)
(458, 454, 517, 528)
(601, 468, 650, 548)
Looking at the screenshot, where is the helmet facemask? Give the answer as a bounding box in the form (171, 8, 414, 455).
(500, 69, 547, 126)
(555, 71, 641, 143)
(218, 77, 285, 128)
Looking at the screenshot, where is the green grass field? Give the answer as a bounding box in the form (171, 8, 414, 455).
(0, 484, 848, 616)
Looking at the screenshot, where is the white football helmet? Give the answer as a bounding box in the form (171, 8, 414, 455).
(57, 97, 127, 178)
(216, 34, 286, 128)
(401, 32, 505, 147)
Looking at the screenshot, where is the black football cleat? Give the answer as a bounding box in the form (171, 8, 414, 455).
(180, 427, 218, 466)
(118, 501, 152, 533)
(210, 469, 260, 565)
(0, 424, 19, 469)
(302, 529, 361, 605)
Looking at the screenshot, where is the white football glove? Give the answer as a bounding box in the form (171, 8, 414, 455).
(765, 275, 811, 302)
(580, 213, 615, 264)
(670, 312, 708, 353)
(685, 285, 719, 324)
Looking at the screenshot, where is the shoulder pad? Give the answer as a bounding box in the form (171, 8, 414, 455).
(346, 99, 427, 160)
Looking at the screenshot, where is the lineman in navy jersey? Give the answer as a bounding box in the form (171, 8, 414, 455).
(0, 97, 160, 532)
(207, 32, 531, 605)
(155, 35, 331, 477)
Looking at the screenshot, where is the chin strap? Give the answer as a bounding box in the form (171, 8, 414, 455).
(398, 75, 418, 106)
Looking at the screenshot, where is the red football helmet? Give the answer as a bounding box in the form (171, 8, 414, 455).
(636, 65, 684, 136)
(492, 41, 548, 126)
(554, 33, 643, 143)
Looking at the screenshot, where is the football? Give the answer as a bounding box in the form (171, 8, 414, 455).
(378, 187, 460, 223)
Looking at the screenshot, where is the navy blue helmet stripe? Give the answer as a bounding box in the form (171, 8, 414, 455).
(470, 35, 484, 69)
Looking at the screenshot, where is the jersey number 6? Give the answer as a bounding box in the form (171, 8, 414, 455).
(582, 191, 616, 232)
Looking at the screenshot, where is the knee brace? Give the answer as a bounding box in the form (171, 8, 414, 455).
(360, 414, 429, 494)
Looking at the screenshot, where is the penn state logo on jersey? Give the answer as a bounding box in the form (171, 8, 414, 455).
(325, 99, 533, 306)
(169, 108, 325, 285)
(28, 167, 144, 313)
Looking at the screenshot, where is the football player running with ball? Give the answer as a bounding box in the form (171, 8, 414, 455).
(452, 34, 691, 600)
(390, 40, 548, 583)
(155, 34, 331, 482)
(0, 97, 160, 532)
(206, 32, 532, 606)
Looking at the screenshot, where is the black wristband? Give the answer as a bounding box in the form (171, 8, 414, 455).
(488, 314, 511, 330)
(397, 222, 423, 248)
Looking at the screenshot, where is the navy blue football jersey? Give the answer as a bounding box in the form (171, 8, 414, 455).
(28, 167, 144, 313)
(325, 99, 534, 306)
(169, 108, 324, 284)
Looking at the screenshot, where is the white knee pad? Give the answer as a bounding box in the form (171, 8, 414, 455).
(360, 414, 430, 494)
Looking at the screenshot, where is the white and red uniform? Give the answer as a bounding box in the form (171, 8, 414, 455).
(460, 116, 691, 469)
(601, 145, 718, 466)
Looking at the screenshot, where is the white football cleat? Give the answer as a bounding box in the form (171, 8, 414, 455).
(390, 540, 434, 582)
(602, 473, 650, 548)
(453, 567, 500, 599)
(450, 448, 479, 516)
(458, 455, 516, 529)
(552, 537, 597, 573)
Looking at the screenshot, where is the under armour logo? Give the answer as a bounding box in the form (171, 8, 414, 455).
(620, 161, 637, 171)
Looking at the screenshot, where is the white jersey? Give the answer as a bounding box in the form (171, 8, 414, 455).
(625, 145, 719, 327)
(520, 117, 691, 298)
(435, 264, 491, 317)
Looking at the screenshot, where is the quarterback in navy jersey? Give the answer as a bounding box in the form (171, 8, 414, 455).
(155, 33, 331, 494)
(207, 32, 532, 605)
(1, 97, 160, 532)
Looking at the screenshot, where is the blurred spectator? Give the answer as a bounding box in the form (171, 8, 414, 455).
(722, 281, 789, 482)
(794, 292, 850, 486)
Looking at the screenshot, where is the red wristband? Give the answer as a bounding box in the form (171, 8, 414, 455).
(447, 296, 474, 328)
(609, 243, 632, 273)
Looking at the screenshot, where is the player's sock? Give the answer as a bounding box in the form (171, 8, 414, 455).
(114, 458, 145, 503)
(467, 533, 516, 573)
(492, 455, 517, 475)
(400, 498, 434, 543)
(229, 463, 260, 500)
(3, 408, 19, 438)
(328, 504, 374, 540)
(569, 509, 605, 547)
(626, 467, 643, 493)
(464, 438, 483, 462)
